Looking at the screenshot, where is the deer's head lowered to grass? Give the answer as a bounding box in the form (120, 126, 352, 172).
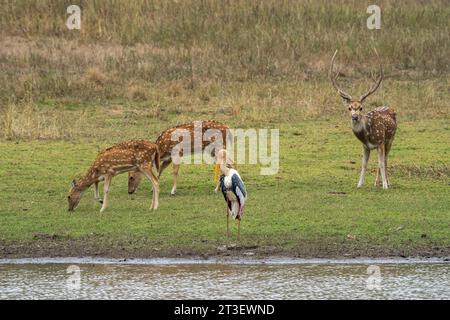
(68, 179, 85, 211)
(329, 49, 397, 189)
(68, 140, 160, 212)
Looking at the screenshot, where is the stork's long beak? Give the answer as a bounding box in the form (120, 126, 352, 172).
(215, 149, 227, 183)
(214, 163, 220, 183)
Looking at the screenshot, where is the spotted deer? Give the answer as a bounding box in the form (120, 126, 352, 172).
(128, 120, 232, 195)
(68, 140, 160, 212)
(329, 49, 397, 189)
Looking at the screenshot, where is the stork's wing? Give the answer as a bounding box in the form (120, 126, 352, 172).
(219, 175, 227, 200)
(220, 175, 232, 211)
(231, 173, 247, 209)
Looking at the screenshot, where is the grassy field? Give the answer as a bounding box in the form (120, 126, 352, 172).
(1, 111, 449, 258)
(0, 0, 449, 258)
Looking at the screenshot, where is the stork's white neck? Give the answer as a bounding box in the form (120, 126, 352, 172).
(220, 164, 236, 176)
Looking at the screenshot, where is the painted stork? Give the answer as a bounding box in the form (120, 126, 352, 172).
(215, 149, 247, 240)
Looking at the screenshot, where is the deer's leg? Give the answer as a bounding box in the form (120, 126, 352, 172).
(171, 163, 180, 195)
(94, 181, 98, 200)
(377, 144, 388, 189)
(385, 141, 393, 187)
(357, 147, 370, 188)
(158, 159, 172, 178)
(140, 165, 160, 210)
(100, 175, 112, 212)
(94, 181, 102, 203)
(374, 168, 381, 186)
(151, 169, 160, 209)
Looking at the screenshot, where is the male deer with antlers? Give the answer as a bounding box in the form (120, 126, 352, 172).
(329, 49, 397, 189)
(128, 120, 232, 195)
(68, 140, 160, 212)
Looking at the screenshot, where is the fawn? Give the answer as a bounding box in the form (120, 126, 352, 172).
(68, 140, 160, 212)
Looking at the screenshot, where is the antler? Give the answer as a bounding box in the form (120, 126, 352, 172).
(359, 48, 383, 102)
(329, 49, 352, 101)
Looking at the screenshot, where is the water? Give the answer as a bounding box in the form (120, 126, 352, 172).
(0, 257, 449, 299)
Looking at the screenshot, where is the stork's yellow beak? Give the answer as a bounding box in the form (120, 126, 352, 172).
(214, 163, 220, 183)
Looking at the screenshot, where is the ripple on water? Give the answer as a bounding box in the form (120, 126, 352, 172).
(0, 261, 449, 299)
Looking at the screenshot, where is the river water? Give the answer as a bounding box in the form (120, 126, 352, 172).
(0, 257, 449, 299)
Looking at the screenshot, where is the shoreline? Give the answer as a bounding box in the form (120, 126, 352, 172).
(1, 256, 449, 265)
(1, 240, 449, 261)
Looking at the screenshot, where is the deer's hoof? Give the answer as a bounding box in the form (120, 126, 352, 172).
(150, 202, 158, 210)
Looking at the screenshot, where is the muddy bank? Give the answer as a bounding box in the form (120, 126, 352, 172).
(1, 239, 449, 260)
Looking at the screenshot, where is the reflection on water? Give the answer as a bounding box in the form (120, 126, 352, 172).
(0, 260, 449, 299)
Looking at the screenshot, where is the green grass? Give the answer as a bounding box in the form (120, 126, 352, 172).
(0, 0, 449, 257)
(1, 117, 449, 257)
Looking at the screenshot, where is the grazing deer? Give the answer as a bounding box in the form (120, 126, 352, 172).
(68, 140, 160, 212)
(329, 49, 397, 189)
(128, 120, 232, 195)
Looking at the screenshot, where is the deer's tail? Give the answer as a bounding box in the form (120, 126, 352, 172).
(154, 147, 160, 173)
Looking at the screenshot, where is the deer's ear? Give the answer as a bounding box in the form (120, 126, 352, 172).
(71, 179, 76, 187)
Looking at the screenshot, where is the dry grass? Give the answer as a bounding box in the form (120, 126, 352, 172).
(0, 102, 83, 140)
(0, 1, 449, 140)
(85, 67, 109, 86)
(388, 164, 450, 179)
(1, 77, 449, 141)
(126, 84, 149, 101)
(1, 0, 449, 73)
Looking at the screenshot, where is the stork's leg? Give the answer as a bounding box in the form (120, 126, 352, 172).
(226, 208, 230, 238)
(100, 175, 112, 213)
(237, 219, 241, 241)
